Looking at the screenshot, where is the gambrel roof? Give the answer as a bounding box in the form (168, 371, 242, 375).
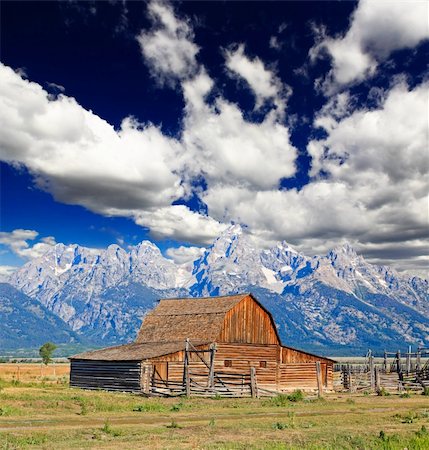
(135, 294, 250, 344)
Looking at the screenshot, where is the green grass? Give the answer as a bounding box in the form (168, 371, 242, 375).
(1, 383, 429, 449)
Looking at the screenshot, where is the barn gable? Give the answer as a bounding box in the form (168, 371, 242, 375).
(218, 294, 280, 344)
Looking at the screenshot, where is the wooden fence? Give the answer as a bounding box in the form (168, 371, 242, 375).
(334, 348, 429, 393)
(143, 339, 329, 398)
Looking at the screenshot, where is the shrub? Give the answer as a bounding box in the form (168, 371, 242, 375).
(266, 390, 304, 407)
(416, 425, 428, 437)
(287, 389, 304, 402)
(272, 421, 288, 430)
(422, 387, 429, 396)
(170, 402, 184, 412)
(377, 387, 390, 396)
(101, 419, 122, 436)
(272, 414, 295, 430)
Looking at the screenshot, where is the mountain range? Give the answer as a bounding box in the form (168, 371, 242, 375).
(2, 225, 428, 355)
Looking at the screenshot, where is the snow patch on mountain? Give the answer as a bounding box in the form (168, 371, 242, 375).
(7, 224, 428, 350)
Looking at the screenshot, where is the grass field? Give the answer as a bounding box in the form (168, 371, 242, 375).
(0, 364, 70, 383)
(0, 366, 428, 449)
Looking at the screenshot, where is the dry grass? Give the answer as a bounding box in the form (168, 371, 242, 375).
(0, 364, 70, 383)
(0, 377, 428, 449)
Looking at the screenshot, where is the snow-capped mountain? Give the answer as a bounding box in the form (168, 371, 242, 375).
(6, 225, 428, 353)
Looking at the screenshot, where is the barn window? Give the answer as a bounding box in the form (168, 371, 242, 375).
(260, 361, 267, 368)
(224, 360, 232, 367)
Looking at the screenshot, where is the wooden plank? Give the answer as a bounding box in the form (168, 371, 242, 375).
(316, 361, 323, 397)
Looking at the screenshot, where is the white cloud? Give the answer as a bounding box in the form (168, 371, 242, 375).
(0, 265, 17, 281)
(1, 1, 427, 274)
(166, 245, 205, 264)
(0, 64, 184, 212)
(225, 44, 286, 112)
(309, 82, 429, 184)
(137, 0, 199, 84)
(311, 0, 429, 90)
(201, 81, 429, 272)
(0, 229, 57, 260)
(135, 205, 227, 245)
(181, 71, 297, 190)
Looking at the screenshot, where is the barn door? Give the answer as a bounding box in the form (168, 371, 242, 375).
(153, 362, 168, 383)
(321, 363, 328, 387)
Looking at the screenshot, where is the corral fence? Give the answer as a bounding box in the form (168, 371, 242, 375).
(145, 339, 327, 398)
(333, 347, 429, 393)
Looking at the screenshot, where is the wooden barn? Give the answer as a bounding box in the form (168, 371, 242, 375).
(70, 293, 334, 396)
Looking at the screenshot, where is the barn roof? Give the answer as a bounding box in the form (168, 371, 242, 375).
(70, 293, 334, 363)
(70, 340, 209, 361)
(135, 293, 249, 344)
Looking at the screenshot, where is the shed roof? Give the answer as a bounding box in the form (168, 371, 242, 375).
(135, 294, 248, 344)
(70, 340, 209, 361)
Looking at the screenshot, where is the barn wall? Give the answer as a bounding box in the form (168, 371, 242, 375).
(158, 361, 333, 391)
(281, 347, 331, 364)
(218, 296, 280, 344)
(150, 343, 333, 391)
(70, 360, 141, 392)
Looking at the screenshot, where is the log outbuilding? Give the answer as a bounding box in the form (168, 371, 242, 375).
(70, 293, 334, 396)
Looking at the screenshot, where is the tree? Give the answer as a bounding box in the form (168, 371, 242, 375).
(39, 342, 57, 365)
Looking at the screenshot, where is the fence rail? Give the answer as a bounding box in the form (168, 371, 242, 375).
(333, 347, 429, 393)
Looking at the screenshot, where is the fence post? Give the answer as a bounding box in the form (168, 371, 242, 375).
(316, 361, 323, 397)
(406, 346, 411, 374)
(184, 338, 190, 398)
(416, 347, 421, 372)
(369, 356, 375, 391)
(375, 366, 380, 393)
(396, 350, 401, 374)
(250, 367, 257, 398)
(383, 351, 387, 373)
(141, 365, 152, 395)
(207, 343, 216, 389)
(347, 364, 353, 393)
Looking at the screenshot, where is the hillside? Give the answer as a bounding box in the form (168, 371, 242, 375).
(0, 283, 81, 350)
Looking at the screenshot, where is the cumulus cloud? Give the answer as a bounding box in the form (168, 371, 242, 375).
(225, 44, 286, 112)
(0, 63, 216, 244)
(0, 265, 17, 281)
(309, 82, 428, 184)
(311, 0, 429, 90)
(166, 245, 205, 264)
(0, 229, 57, 260)
(181, 71, 297, 190)
(1, 1, 427, 274)
(0, 64, 184, 212)
(137, 0, 199, 84)
(134, 205, 227, 244)
(201, 81, 429, 272)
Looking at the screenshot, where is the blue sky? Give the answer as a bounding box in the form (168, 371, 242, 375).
(0, 0, 428, 277)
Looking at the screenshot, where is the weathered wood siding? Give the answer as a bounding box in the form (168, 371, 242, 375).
(218, 296, 279, 344)
(281, 347, 331, 364)
(70, 360, 141, 392)
(149, 343, 333, 392)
